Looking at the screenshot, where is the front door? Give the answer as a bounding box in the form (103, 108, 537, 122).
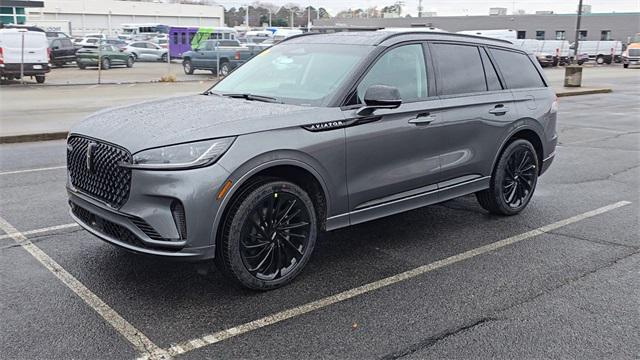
(344, 43, 444, 219)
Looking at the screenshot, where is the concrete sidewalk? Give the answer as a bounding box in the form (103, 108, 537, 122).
(1, 67, 627, 144)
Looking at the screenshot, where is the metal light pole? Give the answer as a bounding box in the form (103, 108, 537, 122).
(307, 6, 311, 29)
(20, 30, 25, 85)
(573, 0, 583, 64)
(245, 5, 249, 28)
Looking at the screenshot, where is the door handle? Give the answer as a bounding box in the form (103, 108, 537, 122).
(489, 104, 509, 115)
(408, 112, 436, 125)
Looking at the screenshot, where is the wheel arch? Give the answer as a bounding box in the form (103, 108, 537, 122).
(211, 157, 331, 249)
(491, 123, 545, 176)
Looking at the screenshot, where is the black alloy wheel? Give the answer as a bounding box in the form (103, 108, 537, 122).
(501, 146, 537, 209)
(240, 191, 311, 280)
(217, 180, 317, 290)
(476, 139, 539, 215)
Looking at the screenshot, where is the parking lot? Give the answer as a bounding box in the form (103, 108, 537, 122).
(1, 66, 639, 359)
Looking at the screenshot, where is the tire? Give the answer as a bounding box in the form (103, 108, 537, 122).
(126, 56, 134, 68)
(623, 63, 629, 68)
(577, 60, 585, 65)
(78, 63, 86, 69)
(476, 139, 539, 216)
(161, 53, 168, 62)
(219, 61, 231, 77)
(35, 75, 46, 84)
(183, 59, 194, 75)
(216, 180, 318, 290)
(101, 57, 110, 70)
(596, 56, 604, 65)
(131, 53, 138, 61)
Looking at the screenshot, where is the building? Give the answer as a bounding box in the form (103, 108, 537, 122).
(489, 8, 507, 16)
(313, 12, 640, 43)
(24, 0, 224, 36)
(0, 0, 43, 25)
(581, 5, 592, 14)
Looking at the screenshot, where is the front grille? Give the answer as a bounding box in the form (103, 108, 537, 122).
(67, 136, 132, 208)
(71, 203, 146, 248)
(628, 49, 640, 56)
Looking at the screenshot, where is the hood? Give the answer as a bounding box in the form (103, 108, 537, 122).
(70, 94, 327, 153)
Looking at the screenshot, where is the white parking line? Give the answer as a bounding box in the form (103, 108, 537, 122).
(157, 200, 631, 358)
(0, 216, 171, 360)
(0, 223, 79, 241)
(0, 166, 66, 176)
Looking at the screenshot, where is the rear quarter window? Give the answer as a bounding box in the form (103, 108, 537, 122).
(431, 43, 486, 96)
(490, 48, 545, 89)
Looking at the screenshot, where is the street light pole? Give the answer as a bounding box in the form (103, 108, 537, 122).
(573, 0, 583, 63)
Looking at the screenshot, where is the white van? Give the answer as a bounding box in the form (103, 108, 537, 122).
(457, 29, 517, 42)
(573, 40, 623, 64)
(0, 28, 50, 83)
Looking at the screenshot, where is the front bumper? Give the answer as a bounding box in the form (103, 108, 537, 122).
(67, 163, 231, 260)
(623, 57, 640, 66)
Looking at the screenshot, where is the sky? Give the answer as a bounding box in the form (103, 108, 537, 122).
(218, 0, 640, 17)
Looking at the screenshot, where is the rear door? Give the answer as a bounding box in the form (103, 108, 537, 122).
(1, 31, 48, 64)
(428, 42, 517, 184)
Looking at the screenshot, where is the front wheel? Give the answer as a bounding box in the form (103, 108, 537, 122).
(596, 56, 605, 65)
(183, 59, 194, 74)
(126, 56, 134, 68)
(623, 63, 629, 68)
(216, 180, 318, 290)
(101, 57, 110, 70)
(476, 139, 539, 216)
(160, 53, 168, 62)
(35, 74, 46, 84)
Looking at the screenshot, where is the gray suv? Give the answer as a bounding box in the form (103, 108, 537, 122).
(66, 31, 557, 290)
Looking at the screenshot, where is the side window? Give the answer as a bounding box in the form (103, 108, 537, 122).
(172, 33, 178, 45)
(223, 32, 230, 39)
(62, 39, 73, 47)
(181, 33, 186, 45)
(490, 48, 545, 89)
(51, 40, 60, 48)
(431, 43, 486, 95)
(203, 42, 214, 51)
(480, 48, 502, 91)
(356, 44, 427, 103)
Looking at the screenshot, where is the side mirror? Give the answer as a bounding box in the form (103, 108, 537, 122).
(357, 85, 402, 116)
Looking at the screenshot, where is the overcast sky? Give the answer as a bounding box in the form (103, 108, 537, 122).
(219, 0, 639, 17)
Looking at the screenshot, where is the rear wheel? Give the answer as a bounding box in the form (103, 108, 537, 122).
(216, 180, 318, 290)
(161, 53, 168, 62)
(126, 56, 134, 68)
(476, 139, 538, 216)
(219, 61, 231, 77)
(183, 59, 194, 74)
(596, 55, 605, 65)
(623, 63, 629, 68)
(35, 75, 46, 84)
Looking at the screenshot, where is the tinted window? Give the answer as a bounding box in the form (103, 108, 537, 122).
(480, 48, 502, 91)
(51, 39, 60, 48)
(61, 39, 73, 47)
(131, 43, 143, 48)
(432, 43, 485, 95)
(219, 40, 239, 47)
(490, 48, 545, 89)
(357, 44, 427, 103)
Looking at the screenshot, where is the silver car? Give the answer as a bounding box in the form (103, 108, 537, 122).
(124, 41, 168, 62)
(66, 31, 557, 290)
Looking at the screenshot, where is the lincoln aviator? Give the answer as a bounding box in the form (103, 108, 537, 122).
(66, 31, 557, 289)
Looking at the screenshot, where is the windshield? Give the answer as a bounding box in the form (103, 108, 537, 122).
(211, 43, 371, 106)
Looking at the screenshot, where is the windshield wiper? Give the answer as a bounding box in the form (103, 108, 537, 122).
(221, 93, 282, 103)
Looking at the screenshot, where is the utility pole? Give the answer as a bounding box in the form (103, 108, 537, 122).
(245, 5, 249, 28)
(290, 9, 294, 29)
(418, 0, 423, 17)
(307, 6, 311, 29)
(573, 0, 583, 63)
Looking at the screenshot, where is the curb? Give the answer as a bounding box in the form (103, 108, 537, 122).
(556, 88, 612, 97)
(0, 87, 614, 144)
(0, 132, 68, 144)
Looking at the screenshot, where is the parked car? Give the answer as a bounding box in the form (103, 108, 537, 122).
(103, 38, 129, 50)
(48, 37, 76, 67)
(182, 39, 257, 75)
(73, 37, 101, 49)
(76, 44, 134, 69)
(123, 41, 168, 61)
(0, 28, 50, 83)
(66, 31, 557, 290)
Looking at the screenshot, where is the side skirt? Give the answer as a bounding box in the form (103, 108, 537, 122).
(325, 176, 490, 231)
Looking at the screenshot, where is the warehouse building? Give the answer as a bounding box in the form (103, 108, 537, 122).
(21, 0, 224, 35)
(313, 12, 640, 43)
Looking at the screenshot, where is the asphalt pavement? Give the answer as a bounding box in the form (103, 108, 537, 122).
(0, 69, 639, 359)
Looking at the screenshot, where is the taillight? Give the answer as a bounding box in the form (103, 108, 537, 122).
(234, 51, 240, 60)
(0, 47, 4, 64)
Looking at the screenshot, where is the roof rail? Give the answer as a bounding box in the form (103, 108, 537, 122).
(277, 31, 322, 44)
(374, 30, 513, 45)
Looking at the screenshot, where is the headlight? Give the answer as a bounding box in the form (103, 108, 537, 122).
(123, 137, 235, 170)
